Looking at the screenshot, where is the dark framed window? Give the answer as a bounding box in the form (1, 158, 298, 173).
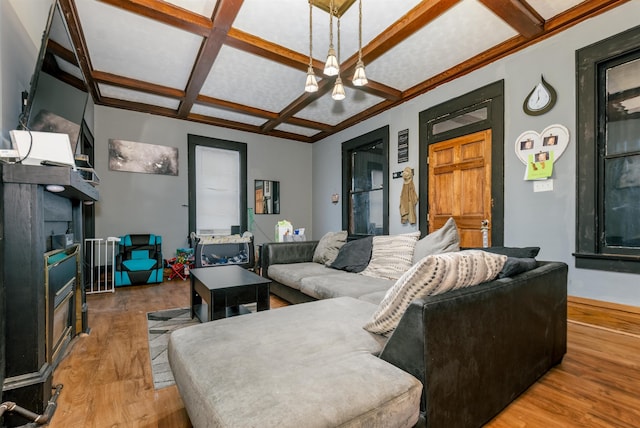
(188, 134, 247, 237)
(342, 126, 389, 237)
(575, 25, 640, 273)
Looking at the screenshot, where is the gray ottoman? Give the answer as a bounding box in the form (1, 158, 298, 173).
(168, 297, 422, 428)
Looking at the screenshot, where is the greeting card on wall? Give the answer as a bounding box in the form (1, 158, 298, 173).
(515, 124, 569, 180)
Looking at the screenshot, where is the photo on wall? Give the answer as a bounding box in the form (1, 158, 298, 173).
(108, 139, 178, 176)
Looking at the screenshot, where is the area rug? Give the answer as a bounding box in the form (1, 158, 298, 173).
(147, 307, 199, 389)
(147, 304, 257, 389)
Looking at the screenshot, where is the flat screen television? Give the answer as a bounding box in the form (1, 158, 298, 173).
(18, 0, 88, 154)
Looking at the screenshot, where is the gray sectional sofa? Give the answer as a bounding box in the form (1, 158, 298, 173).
(169, 229, 568, 428)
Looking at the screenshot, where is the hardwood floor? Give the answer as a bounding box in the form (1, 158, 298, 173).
(46, 280, 640, 428)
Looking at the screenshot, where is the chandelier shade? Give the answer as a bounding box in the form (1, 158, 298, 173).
(352, 0, 367, 86)
(305, 0, 319, 92)
(352, 60, 368, 86)
(332, 76, 346, 100)
(305, 66, 319, 92)
(324, 48, 339, 76)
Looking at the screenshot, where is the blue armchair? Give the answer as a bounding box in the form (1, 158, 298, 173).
(114, 234, 163, 286)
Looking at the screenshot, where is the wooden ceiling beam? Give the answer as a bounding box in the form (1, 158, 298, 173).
(41, 53, 86, 93)
(226, 28, 315, 73)
(381, 0, 632, 123)
(65, 0, 629, 143)
(196, 95, 279, 120)
(197, 93, 332, 132)
(96, 0, 212, 37)
(93, 70, 185, 99)
(188, 113, 314, 143)
(99, 96, 178, 118)
(227, 28, 402, 103)
(46, 40, 78, 66)
(177, 0, 244, 118)
(260, 0, 460, 133)
(58, 0, 99, 103)
(260, 78, 334, 133)
(478, 0, 543, 39)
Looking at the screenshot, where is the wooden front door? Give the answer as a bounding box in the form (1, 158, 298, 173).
(428, 129, 492, 247)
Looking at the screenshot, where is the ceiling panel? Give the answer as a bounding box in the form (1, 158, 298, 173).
(52, 0, 629, 143)
(190, 103, 269, 127)
(200, 46, 309, 113)
(295, 89, 384, 126)
(275, 122, 322, 137)
(232, 0, 422, 67)
(368, 0, 517, 91)
(75, 0, 204, 90)
(527, 0, 585, 20)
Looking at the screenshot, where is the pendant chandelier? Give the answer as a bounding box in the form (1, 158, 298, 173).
(304, 0, 367, 99)
(305, 0, 319, 92)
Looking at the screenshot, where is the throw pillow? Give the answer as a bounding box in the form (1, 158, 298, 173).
(359, 232, 420, 281)
(412, 217, 460, 264)
(312, 231, 348, 266)
(498, 257, 537, 278)
(329, 236, 373, 273)
(363, 250, 507, 336)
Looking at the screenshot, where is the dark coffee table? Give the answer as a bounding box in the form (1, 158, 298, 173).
(190, 265, 271, 322)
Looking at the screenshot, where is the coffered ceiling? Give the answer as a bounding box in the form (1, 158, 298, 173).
(47, 0, 630, 143)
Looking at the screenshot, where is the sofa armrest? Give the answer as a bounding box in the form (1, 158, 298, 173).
(261, 241, 319, 277)
(379, 261, 568, 428)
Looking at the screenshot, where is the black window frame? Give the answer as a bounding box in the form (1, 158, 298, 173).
(187, 134, 248, 237)
(575, 24, 640, 274)
(341, 126, 389, 237)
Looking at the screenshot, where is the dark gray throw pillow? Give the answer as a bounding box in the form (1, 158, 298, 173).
(498, 257, 538, 278)
(466, 246, 540, 258)
(329, 236, 373, 273)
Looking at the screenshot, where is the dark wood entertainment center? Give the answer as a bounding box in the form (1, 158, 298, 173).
(0, 163, 98, 426)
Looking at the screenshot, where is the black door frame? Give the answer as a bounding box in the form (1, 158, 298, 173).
(417, 80, 504, 245)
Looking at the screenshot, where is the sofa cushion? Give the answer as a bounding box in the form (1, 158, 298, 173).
(312, 231, 348, 265)
(412, 217, 460, 264)
(364, 250, 507, 336)
(360, 232, 420, 281)
(329, 236, 373, 273)
(300, 271, 393, 300)
(268, 262, 333, 290)
(357, 290, 388, 305)
(169, 297, 422, 428)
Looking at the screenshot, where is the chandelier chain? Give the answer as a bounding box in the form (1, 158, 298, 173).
(329, 0, 334, 49)
(337, 16, 340, 65)
(309, 0, 313, 67)
(358, 0, 362, 61)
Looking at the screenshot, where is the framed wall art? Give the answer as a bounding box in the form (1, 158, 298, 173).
(108, 139, 178, 176)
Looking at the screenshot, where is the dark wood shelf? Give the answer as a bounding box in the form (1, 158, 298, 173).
(1, 163, 98, 201)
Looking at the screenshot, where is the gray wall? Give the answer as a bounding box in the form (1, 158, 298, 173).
(3, 1, 640, 306)
(312, 1, 640, 307)
(94, 106, 313, 256)
(1, 0, 53, 146)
